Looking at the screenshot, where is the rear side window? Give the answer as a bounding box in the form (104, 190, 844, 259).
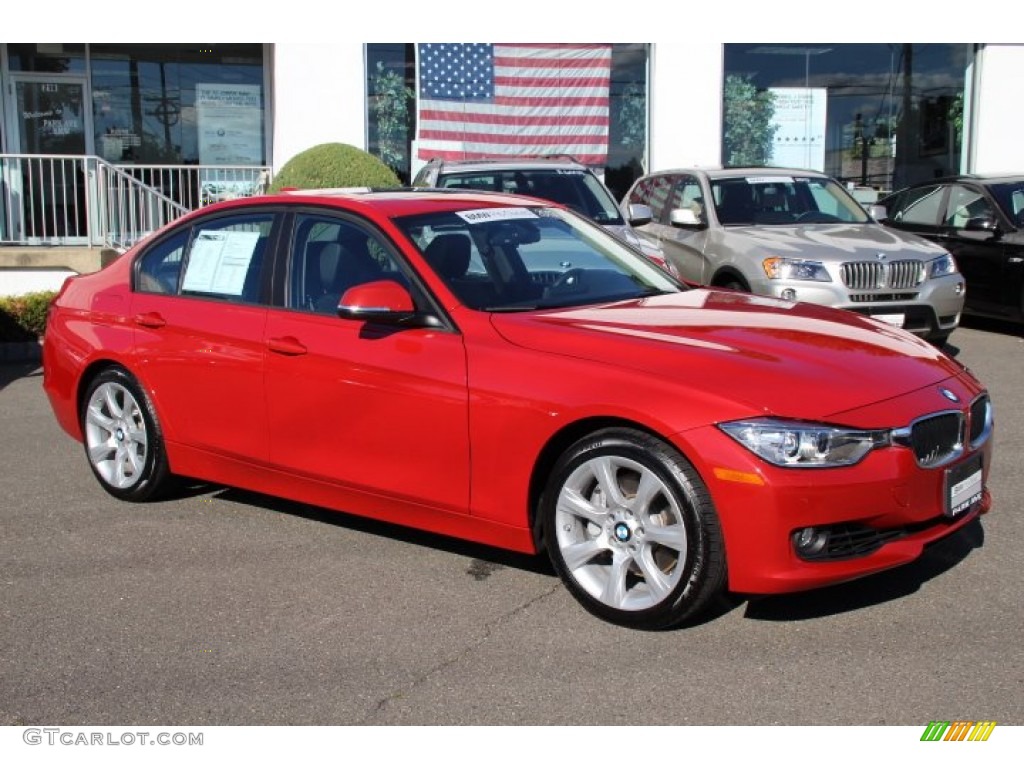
(177, 213, 275, 303)
(136, 230, 189, 294)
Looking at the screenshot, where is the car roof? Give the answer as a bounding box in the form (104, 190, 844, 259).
(640, 166, 830, 181)
(908, 173, 1024, 186)
(196, 188, 559, 219)
(425, 156, 590, 173)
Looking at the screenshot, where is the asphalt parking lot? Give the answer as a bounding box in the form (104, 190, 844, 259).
(1, 317, 1022, 727)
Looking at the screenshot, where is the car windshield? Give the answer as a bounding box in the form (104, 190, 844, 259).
(710, 174, 871, 226)
(394, 205, 679, 311)
(437, 168, 626, 226)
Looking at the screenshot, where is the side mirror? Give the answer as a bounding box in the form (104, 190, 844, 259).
(964, 216, 999, 233)
(337, 279, 418, 323)
(670, 207, 705, 229)
(627, 203, 654, 226)
(866, 204, 888, 221)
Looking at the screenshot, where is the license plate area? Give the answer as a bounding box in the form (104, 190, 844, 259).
(946, 452, 983, 518)
(873, 313, 906, 327)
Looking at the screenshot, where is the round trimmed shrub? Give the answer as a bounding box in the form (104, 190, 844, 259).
(268, 143, 401, 192)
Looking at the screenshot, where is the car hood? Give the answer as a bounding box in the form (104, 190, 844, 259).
(489, 289, 964, 420)
(722, 222, 949, 261)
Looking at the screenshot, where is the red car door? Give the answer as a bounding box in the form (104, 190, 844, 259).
(262, 212, 471, 515)
(130, 212, 275, 463)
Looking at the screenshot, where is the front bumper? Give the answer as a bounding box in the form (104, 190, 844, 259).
(750, 272, 965, 339)
(673, 382, 993, 595)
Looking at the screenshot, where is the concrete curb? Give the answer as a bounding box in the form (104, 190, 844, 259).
(0, 340, 43, 364)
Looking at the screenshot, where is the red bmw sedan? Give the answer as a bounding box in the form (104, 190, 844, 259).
(43, 189, 994, 629)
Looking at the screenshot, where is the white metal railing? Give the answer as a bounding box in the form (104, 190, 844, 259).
(0, 154, 271, 249)
(95, 160, 190, 251)
(120, 164, 271, 210)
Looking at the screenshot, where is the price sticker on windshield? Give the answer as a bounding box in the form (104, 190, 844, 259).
(457, 207, 539, 224)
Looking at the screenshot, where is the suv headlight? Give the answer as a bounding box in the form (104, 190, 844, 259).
(762, 257, 831, 282)
(929, 253, 959, 278)
(719, 418, 889, 467)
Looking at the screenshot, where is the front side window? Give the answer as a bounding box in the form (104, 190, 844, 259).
(987, 181, 1024, 227)
(888, 184, 944, 226)
(944, 185, 995, 228)
(288, 213, 408, 314)
(668, 177, 705, 219)
(395, 205, 678, 311)
(628, 175, 673, 222)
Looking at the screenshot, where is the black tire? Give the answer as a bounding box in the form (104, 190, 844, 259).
(715, 276, 748, 292)
(80, 367, 173, 502)
(928, 332, 952, 348)
(540, 428, 726, 630)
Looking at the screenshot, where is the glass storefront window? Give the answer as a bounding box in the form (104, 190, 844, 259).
(88, 44, 265, 165)
(365, 44, 416, 184)
(7, 44, 87, 74)
(605, 43, 649, 201)
(722, 44, 974, 193)
(365, 43, 650, 195)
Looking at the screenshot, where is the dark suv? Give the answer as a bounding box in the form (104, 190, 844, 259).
(412, 156, 666, 268)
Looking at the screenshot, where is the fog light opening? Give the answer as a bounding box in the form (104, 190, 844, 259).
(780, 288, 797, 301)
(793, 526, 829, 557)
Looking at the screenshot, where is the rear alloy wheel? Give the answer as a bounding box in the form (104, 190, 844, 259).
(81, 368, 172, 502)
(542, 428, 726, 630)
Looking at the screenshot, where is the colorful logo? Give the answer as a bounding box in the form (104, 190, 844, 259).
(921, 721, 997, 741)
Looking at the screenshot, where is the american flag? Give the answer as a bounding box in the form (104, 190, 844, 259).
(416, 43, 612, 166)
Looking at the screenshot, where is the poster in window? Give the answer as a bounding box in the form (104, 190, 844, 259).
(196, 83, 263, 200)
(769, 88, 827, 172)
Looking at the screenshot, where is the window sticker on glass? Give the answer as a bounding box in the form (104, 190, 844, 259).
(182, 230, 260, 296)
(746, 176, 794, 185)
(457, 207, 539, 224)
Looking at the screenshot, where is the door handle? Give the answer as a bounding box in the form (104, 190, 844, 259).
(267, 336, 308, 356)
(133, 312, 166, 329)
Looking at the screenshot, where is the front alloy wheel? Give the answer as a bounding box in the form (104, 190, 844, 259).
(542, 428, 726, 630)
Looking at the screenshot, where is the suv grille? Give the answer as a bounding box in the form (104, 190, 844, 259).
(841, 260, 924, 290)
(848, 292, 918, 303)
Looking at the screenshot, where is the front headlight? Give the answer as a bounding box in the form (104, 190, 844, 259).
(762, 257, 832, 282)
(929, 253, 959, 278)
(719, 418, 889, 468)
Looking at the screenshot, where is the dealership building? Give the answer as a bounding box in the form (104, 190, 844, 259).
(0, 42, 1021, 254)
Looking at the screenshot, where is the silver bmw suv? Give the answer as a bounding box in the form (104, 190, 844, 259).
(624, 167, 966, 344)
(413, 156, 667, 268)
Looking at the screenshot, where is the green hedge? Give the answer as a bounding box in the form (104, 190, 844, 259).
(267, 143, 401, 192)
(0, 291, 57, 341)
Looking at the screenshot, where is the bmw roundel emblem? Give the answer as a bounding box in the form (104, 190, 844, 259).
(940, 388, 960, 403)
(614, 522, 632, 542)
